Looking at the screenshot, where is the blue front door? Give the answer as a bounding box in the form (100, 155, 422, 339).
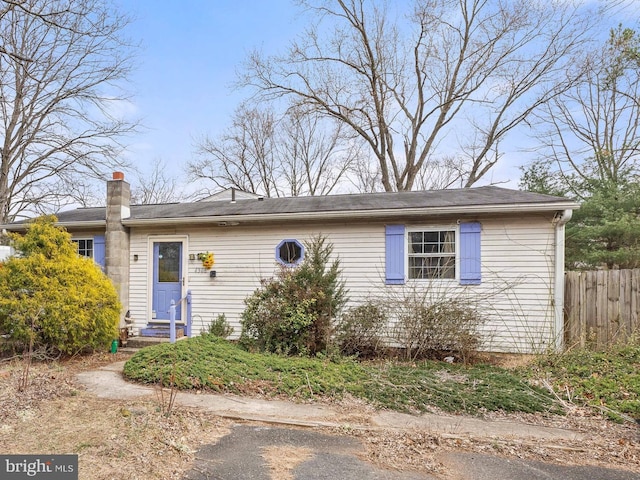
(152, 241, 183, 321)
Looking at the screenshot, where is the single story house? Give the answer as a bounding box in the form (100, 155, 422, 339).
(1, 172, 579, 353)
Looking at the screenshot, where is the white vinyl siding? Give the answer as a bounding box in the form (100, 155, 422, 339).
(127, 213, 557, 353)
(477, 216, 557, 352)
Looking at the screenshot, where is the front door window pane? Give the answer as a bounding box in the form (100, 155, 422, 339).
(158, 242, 181, 283)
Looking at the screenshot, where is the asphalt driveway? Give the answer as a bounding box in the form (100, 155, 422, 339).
(182, 425, 639, 480)
(183, 425, 435, 480)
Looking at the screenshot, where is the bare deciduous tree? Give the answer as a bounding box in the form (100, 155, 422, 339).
(276, 106, 360, 196)
(241, 0, 606, 192)
(0, 0, 75, 63)
(189, 104, 360, 197)
(347, 155, 381, 194)
(530, 26, 640, 197)
(0, 0, 137, 224)
(189, 105, 279, 197)
(131, 159, 182, 205)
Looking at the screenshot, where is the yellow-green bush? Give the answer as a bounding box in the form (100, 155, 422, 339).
(0, 216, 120, 355)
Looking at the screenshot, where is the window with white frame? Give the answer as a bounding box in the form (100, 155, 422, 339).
(407, 229, 456, 280)
(72, 238, 94, 258)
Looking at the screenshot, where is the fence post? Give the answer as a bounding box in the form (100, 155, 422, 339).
(169, 300, 176, 344)
(186, 290, 192, 338)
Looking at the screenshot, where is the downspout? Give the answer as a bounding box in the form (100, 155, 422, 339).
(552, 209, 572, 352)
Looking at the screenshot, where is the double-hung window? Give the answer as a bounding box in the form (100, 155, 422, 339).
(407, 229, 456, 280)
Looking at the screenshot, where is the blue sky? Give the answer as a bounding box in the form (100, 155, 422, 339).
(112, 0, 638, 194)
(114, 0, 304, 187)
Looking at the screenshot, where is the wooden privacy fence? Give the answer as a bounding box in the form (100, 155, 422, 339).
(564, 269, 640, 349)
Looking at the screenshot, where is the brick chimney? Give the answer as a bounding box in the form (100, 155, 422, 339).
(106, 171, 130, 327)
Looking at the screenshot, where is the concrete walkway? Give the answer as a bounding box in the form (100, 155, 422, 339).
(76, 361, 585, 443)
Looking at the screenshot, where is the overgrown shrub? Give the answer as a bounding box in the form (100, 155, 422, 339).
(205, 313, 234, 338)
(240, 235, 347, 355)
(393, 288, 484, 361)
(334, 302, 387, 357)
(0, 216, 120, 355)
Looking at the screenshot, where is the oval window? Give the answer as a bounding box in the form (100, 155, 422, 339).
(276, 239, 304, 266)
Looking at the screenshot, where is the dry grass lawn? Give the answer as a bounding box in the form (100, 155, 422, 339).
(0, 353, 231, 480)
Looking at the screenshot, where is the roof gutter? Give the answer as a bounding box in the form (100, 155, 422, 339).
(122, 201, 580, 227)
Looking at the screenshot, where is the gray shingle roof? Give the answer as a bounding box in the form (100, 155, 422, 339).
(4, 186, 579, 228)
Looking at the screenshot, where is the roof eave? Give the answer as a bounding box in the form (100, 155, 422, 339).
(122, 202, 580, 226)
(56, 220, 107, 229)
(0, 220, 106, 231)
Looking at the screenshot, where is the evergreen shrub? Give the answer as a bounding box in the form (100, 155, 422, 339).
(0, 216, 120, 355)
(240, 235, 347, 355)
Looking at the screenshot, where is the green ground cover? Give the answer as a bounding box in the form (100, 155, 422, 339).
(525, 344, 640, 422)
(123, 335, 560, 416)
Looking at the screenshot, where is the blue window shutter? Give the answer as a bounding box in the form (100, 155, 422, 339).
(94, 235, 106, 270)
(459, 222, 481, 285)
(385, 225, 405, 285)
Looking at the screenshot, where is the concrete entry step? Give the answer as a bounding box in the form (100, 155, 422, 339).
(139, 322, 185, 338)
(126, 335, 187, 348)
